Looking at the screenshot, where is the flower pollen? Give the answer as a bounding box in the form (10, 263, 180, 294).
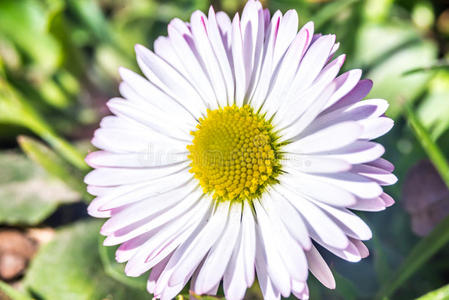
(187, 105, 281, 201)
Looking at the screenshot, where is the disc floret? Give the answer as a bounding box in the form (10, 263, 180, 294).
(187, 105, 281, 201)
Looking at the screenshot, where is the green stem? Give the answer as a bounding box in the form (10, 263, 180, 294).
(404, 103, 449, 188)
(375, 215, 449, 300)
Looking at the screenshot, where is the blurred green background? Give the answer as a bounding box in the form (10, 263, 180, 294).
(1, 0, 449, 299)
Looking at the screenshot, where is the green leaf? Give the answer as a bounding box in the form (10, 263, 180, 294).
(36, 78, 71, 109)
(375, 215, 449, 300)
(0, 0, 62, 74)
(363, 0, 394, 22)
(416, 70, 449, 140)
(312, 0, 360, 29)
(23, 220, 150, 300)
(0, 281, 32, 300)
(0, 151, 79, 225)
(416, 284, 449, 300)
(18, 135, 91, 202)
(98, 237, 147, 290)
(47, 4, 86, 77)
(67, 0, 113, 44)
(0, 77, 88, 171)
(67, 0, 133, 63)
(353, 22, 437, 119)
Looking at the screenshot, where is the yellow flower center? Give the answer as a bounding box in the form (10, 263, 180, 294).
(187, 105, 281, 201)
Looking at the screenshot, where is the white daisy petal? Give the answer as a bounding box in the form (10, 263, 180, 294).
(306, 99, 389, 135)
(256, 260, 281, 300)
(124, 195, 211, 276)
(264, 22, 314, 108)
(101, 181, 198, 236)
(223, 203, 254, 300)
(154, 36, 187, 75)
(92, 126, 185, 154)
(312, 201, 372, 240)
(329, 42, 340, 59)
(273, 54, 345, 126)
(98, 171, 192, 211)
(359, 117, 394, 139)
(261, 194, 308, 282)
(323, 69, 362, 110)
(368, 158, 395, 172)
(86, 185, 108, 196)
(292, 282, 309, 300)
(285, 154, 351, 174)
(289, 171, 383, 199)
(87, 197, 130, 218)
(167, 201, 230, 286)
(167, 19, 219, 109)
(380, 192, 395, 207)
(135, 44, 208, 116)
(194, 203, 241, 294)
(272, 9, 298, 65)
(118, 70, 197, 126)
(207, 7, 235, 105)
(107, 98, 192, 141)
(351, 164, 398, 186)
(84, 162, 189, 186)
(325, 79, 373, 113)
(275, 185, 349, 250)
(271, 190, 312, 249)
(241, 0, 264, 75)
(280, 83, 337, 141)
(313, 141, 385, 165)
(287, 34, 336, 96)
(104, 188, 208, 247)
(147, 254, 171, 294)
(241, 201, 256, 285)
(305, 245, 336, 289)
(86, 151, 187, 169)
(315, 238, 362, 262)
(191, 11, 228, 107)
(248, 10, 282, 110)
(283, 121, 363, 153)
(351, 238, 370, 258)
(231, 13, 247, 106)
(254, 204, 291, 297)
(116, 232, 152, 263)
(280, 173, 357, 207)
(349, 196, 387, 212)
(246, 2, 267, 91)
(215, 11, 232, 47)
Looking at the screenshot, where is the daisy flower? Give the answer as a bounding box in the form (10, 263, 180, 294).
(85, 1, 397, 299)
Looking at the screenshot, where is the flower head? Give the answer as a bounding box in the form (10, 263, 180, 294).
(85, 1, 397, 299)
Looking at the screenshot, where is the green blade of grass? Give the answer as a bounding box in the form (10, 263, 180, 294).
(404, 103, 449, 187)
(0, 281, 32, 300)
(416, 283, 449, 300)
(0, 77, 88, 171)
(375, 103, 449, 299)
(402, 61, 449, 76)
(313, 0, 360, 29)
(18, 135, 92, 203)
